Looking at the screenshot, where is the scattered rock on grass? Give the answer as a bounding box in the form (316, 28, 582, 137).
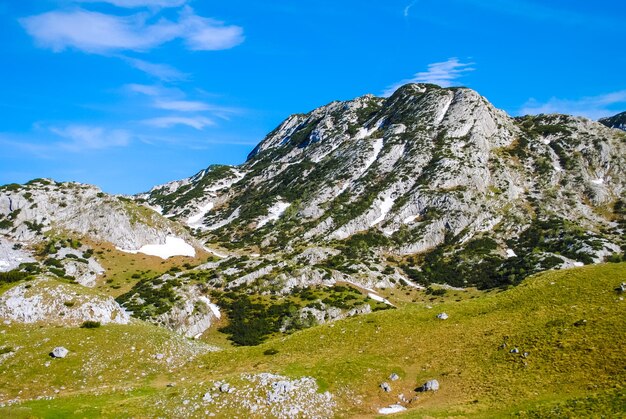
(436, 313, 449, 320)
(418, 379, 439, 392)
(380, 382, 392, 392)
(389, 373, 400, 381)
(50, 347, 68, 358)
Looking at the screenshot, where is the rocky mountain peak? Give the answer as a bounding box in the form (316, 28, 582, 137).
(599, 111, 626, 131)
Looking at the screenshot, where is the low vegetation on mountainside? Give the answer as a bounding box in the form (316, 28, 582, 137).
(0, 263, 624, 417)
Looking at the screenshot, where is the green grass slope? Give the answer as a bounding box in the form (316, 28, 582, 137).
(1, 263, 625, 417)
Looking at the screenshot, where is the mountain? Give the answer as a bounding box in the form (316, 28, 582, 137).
(140, 83, 626, 292)
(600, 111, 626, 131)
(1, 83, 625, 417)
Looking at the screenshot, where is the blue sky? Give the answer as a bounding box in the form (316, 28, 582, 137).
(1, 0, 625, 194)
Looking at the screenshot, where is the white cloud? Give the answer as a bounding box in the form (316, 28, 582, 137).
(519, 90, 626, 120)
(50, 125, 132, 151)
(20, 6, 244, 54)
(124, 57, 187, 81)
(154, 99, 211, 112)
(403, 1, 417, 17)
(75, 0, 188, 8)
(383, 58, 474, 96)
(142, 116, 214, 130)
(126, 83, 170, 96)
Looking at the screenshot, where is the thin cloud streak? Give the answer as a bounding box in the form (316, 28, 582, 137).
(75, 0, 188, 8)
(123, 57, 188, 81)
(519, 90, 626, 120)
(383, 57, 474, 96)
(50, 125, 132, 151)
(142, 116, 214, 129)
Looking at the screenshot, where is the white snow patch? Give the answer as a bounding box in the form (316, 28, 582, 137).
(379, 405, 407, 415)
(403, 215, 419, 224)
(205, 169, 245, 192)
(144, 204, 163, 215)
(370, 196, 395, 227)
(118, 236, 195, 259)
(591, 178, 604, 185)
(506, 249, 517, 258)
(390, 124, 406, 135)
(354, 117, 386, 140)
(362, 138, 384, 173)
(199, 296, 221, 319)
(187, 202, 214, 227)
(257, 201, 291, 228)
(204, 246, 227, 258)
(573, 261, 584, 267)
(367, 292, 393, 306)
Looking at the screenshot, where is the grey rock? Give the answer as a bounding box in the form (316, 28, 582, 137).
(510, 348, 519, 354)
(380, 382, 392, 392)
(51, 347, 68, 358)
(419, 379, 439, 392)
(389, 373, 400, 381)
(437, 312, 449, 320)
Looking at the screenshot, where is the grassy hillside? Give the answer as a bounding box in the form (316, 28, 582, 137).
(1, 262, 625, 417)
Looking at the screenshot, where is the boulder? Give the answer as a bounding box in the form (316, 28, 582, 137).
(436, 313, 449, 320)
(419, 379, 439, 392)
(389, 373, 400, 381)
(380, 382, 392, 392)
(50, 347, 68, 358)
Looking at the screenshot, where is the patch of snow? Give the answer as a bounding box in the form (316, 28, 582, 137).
(144, 204, 163, 215)
(367, 292, 393, 306)
(187, 202, 214, 227)
(591, 178, 604, 185)
(506, 249, 517, 258)
(206, 207, 240, 231)
(389, 124, 406, 135)
(378, 405, 407, 415)
(370, 196, 395, 227)
(354, 117, 386, 140)
(118, 236, 195, 259)
(204, 246, 227, 258)
(205, 169, 246, 193)
(573, 261, 584, 267)
(257, 201, 291, 228)
(198, 296, 221, 319)
(362, 138, 384, 173)
(403, 215, 419, 224)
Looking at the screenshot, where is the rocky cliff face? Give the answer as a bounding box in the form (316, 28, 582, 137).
(0, 179, 196, 251)
(141, 84, 626, 290)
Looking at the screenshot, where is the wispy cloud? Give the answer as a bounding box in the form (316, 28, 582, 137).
(383, 57, 474, 96)
(75, 0, 188, 8)
(142, 116, 214, 130)
(20, 6, 244, 54)
(519, 90, 626, 120)
(403, 1, 417, 17)
(50, 125, 132, 150)
(458, 0, 622, 31)
(123, 57, 188, 81)
(154, 99, 211, 112)
(126, 84, 241, 124)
